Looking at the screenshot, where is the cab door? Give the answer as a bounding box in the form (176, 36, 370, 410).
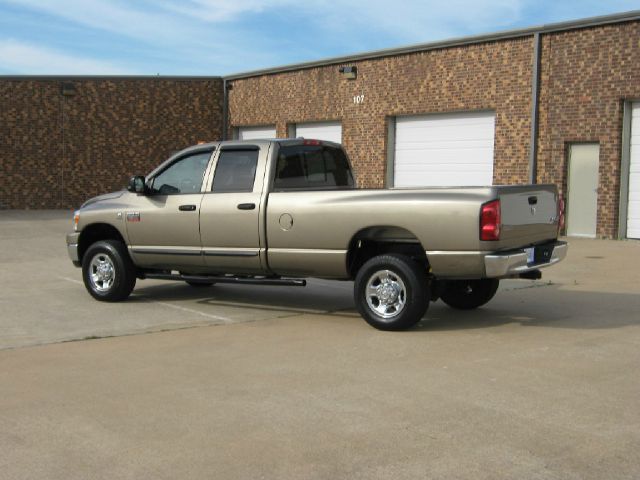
(199, 145, 267, 274)
(126, 149, 214, 269)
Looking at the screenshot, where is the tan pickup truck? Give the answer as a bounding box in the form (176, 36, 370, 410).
(66, 139, 567, 330)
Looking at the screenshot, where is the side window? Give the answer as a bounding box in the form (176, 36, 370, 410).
(274, 145, 354, 190)
(212, 149, 259, 193)
(151, 151, 212, 195)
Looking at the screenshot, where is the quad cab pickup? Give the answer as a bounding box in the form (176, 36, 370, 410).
(67, 139, 567, 331)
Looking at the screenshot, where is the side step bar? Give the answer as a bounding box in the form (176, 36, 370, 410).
(143, 272, 306, 287)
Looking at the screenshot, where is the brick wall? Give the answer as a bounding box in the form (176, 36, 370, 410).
(537, 21, 640, 237)
(228, 20, 640, 238)
(0, 78, 222, 209)
(228, 37, 535, 189)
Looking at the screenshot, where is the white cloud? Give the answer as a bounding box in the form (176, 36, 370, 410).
(160, 0, 294, 22)
(294, 0, 526, 43)
(1, 0, 637, 75)
(0, 39, 133, 74)
(3, 0, 191, 44)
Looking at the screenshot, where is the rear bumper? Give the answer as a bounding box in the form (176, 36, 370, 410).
(427, 240, 568, 278)
(484, 241, 568, 278)
(66, 232, 81, 267)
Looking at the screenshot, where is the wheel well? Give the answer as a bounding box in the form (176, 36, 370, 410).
(78, 223, 127, 263)
(346, 226, 429, 278)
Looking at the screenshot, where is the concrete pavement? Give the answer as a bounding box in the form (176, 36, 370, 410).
(1, 211, 639, 479)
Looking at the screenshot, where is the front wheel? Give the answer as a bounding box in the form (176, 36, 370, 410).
(354, 254, 428, 331)
(82, 240, 136, 302)
(440, 279, 499, 310)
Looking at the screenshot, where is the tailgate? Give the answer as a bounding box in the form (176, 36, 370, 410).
(496, 185, 559, 248)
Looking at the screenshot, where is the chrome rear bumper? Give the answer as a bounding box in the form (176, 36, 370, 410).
(484, 241, 568, 278)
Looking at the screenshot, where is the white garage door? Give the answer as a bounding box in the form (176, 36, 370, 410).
(394, 111, 495, 187)
(237, 125, 276, 140)
(627, 102, 640, 239)
(295, 121, 342, 144)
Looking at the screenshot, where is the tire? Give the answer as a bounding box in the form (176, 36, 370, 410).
(82, 240, 136, 302)
(354, 254, 429, 331)
(440, 279, 499, 310)
(185, 280, 215, 287)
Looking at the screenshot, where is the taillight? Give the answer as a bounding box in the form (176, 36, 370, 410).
(480, 199, 501, 241)
(303, 139, 322, 146)
(557, 195, 565, 234)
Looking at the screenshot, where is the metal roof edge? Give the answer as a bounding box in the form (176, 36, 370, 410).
(225, 9, 640, 81)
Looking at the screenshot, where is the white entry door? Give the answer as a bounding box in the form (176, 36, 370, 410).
(237, 125, 276, 140)
(394, 111, 495, 187)
(295, 121, 342, 143)
(567, 143, 599, 237)
(627, 102, 640, 239)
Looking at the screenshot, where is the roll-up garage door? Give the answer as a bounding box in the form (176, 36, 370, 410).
(237, 126, 276, 140)
(295, 121, 342, 144)
(627, 102, 640, 239)
(394, 111, 495, 187)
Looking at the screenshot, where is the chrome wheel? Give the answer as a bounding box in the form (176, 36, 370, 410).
(89, 253, 115, 292)
(365, 269, 407, 320)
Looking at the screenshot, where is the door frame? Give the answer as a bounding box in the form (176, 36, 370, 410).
(618, 99, 640, 239)
(566, 142, 600, 238)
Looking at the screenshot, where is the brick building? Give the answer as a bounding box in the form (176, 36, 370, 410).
(0, 78, 223, 209)
(1, 11, 639, 238)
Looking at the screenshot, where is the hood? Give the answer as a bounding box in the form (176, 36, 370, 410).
(81, 190, 126, 209)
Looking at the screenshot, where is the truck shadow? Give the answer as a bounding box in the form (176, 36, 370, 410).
(131, 280, 640, 331)
(130, 279, 355, 315)
(416, 283, 640, 332)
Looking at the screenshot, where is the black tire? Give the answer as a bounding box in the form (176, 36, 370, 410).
(440, 279, 499, 310)
(354, 254, 429, 331)
(82, 240, 136, 302)
(185, 280, 216, 287)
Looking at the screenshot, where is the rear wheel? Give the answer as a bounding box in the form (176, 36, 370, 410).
(82, 240, 136, 302)
(440, 279, 499, 310)
(354, 254, 428, 331)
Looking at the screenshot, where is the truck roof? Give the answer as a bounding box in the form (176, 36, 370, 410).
(178, 138, 341, 154)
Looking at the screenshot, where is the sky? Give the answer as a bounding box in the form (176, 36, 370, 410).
(0, 0, 638, 76)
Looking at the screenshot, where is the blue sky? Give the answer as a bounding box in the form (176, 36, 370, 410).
(0, 0, 638, 76)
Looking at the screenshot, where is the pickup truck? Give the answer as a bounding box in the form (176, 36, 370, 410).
(66, 139, 567, 331)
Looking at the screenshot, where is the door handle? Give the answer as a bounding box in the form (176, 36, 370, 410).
(179, 204, 197, 211)
(237, 203, 256, 210)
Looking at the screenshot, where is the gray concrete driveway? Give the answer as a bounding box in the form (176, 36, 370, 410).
(1, 211, 640, 479)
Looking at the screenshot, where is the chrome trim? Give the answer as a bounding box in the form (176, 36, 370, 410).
(484, 241, 568, 278)
(67, 243, 79, 262)
(130, 246, 260, 257)
(66, 232, 81, 263)
(202, 248, 259, 257)
(267, 248, 347, 255)
(131, 247, 201, 256)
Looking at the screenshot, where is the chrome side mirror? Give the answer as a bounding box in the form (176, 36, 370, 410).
(127, 175, 147, 194)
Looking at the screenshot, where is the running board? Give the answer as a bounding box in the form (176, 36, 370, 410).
(143, 272, 306, 287)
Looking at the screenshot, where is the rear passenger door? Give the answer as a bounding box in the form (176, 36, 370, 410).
(265, 143, 355, 277)
(199, 145, 268, 274)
